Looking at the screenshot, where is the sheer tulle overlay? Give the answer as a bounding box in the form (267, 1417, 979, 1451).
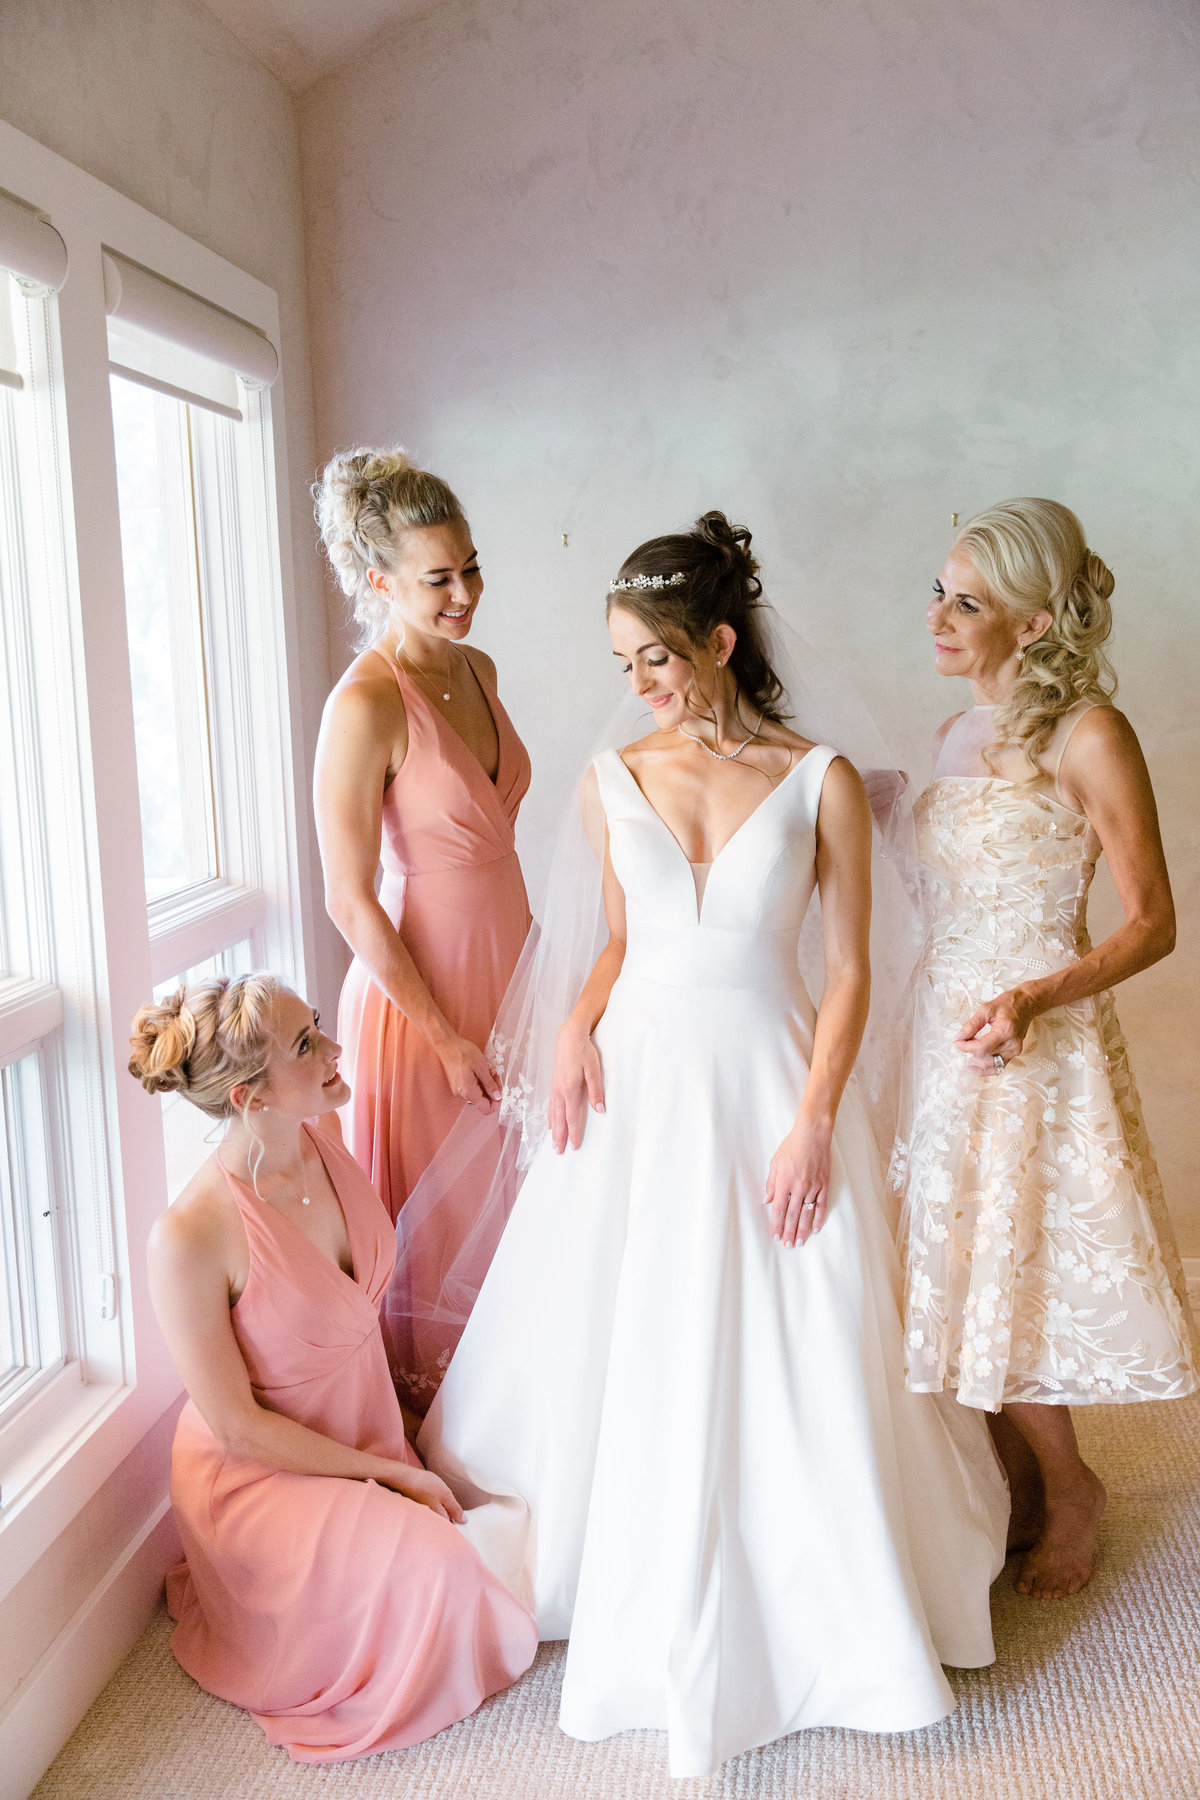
(166, 1124, 537, 1763)
(892, 707, 1197, 1413)
(339, 655, 531, 1224)
(417, 745, 1008, 1778)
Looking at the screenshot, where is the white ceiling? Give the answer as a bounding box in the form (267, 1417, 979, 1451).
(199, 0, 442, 94)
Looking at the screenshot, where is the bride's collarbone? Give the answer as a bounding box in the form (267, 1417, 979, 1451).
(623, 732, 811, 862)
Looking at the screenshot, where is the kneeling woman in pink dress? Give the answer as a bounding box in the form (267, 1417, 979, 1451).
(130, 973, 536, 1764)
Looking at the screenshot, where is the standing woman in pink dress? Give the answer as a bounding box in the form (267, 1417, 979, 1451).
(314, 449, 531, 1223)
(131, 973, 536, 1762)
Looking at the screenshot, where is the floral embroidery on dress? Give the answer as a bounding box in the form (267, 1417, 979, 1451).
(892, 777, 1196, 1411)
(486, 1027, 545, 1163)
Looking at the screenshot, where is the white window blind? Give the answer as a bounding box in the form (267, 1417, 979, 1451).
(0, 189, 68, 294)
(103, 250, 279, 421)
(0, 193, 67, 390)
(0, 281, 19, 395)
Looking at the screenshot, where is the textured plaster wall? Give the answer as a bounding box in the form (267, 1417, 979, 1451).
(300, 0, 1200, 1248)
(0, 0, 342, 1013)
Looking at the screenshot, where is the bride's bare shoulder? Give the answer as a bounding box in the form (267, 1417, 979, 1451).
(618, 730, 672, 769)
(769, 722, 817, 758)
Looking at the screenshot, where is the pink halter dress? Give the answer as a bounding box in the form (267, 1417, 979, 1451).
(165, 1122, 537, 1762)
(338, 654, 532, 1223)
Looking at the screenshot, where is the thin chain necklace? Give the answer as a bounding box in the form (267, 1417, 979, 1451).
(217, 1140, 311, 1204)
(396, 642, 455, 704)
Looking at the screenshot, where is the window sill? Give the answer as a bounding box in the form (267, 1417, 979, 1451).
(0, 1373, 173, 1602)
(0, 978, 63, 1071)
(148, 881, 265, 987)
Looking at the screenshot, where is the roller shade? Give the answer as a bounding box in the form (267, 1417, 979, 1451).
(103, 251, 279, 419)
(0, 278, 21, 392)
(0, 190, 68, 293)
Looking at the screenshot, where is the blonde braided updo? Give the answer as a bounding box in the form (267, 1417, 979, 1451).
(954, 497, 1116, 773)
(313, 446, 465, 648)
(128, 974, 287, 1120)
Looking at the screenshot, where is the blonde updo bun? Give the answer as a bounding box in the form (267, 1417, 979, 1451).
(313, 446, 465, 648)
(128, 974, 287, 1120)
(953, 497, 1117, 772)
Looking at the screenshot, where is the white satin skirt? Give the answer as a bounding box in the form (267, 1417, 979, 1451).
(419, 967, 1008, 1777)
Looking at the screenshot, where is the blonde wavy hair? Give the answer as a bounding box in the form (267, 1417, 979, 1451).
(313, 446, 464, 649)
(954, 497, 1116, 774)
(128, 974, 287, 1121)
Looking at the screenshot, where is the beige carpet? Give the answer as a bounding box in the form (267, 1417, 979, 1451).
(33, 1396, 1200, 1800)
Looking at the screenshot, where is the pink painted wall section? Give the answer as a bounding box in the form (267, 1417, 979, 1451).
(299, 0, 1200, 1253)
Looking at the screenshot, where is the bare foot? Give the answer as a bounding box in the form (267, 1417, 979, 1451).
(1006, 1477, 1044, 1555)
(1015, 1469, 1107, 1599)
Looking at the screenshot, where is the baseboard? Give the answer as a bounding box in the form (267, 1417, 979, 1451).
(0, 1497, 179, 1800)
(1185, 1258, 1200, 1313)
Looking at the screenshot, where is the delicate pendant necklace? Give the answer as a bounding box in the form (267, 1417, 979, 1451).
(679, 723, 755, 762)
(397, 644, 453, 703)
(217, 1144, 310, 1203)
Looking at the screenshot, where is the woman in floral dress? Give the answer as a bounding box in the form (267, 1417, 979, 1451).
(892, 498, 1195, 1602)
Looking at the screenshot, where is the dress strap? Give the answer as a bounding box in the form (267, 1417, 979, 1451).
(1047, 702, 1104, 804)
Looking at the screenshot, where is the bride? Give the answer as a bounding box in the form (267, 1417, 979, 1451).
(411, 512, 1009, 1777)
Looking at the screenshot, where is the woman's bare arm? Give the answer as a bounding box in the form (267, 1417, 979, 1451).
(766, 757, 873, 1245)
(957, 709, 1175, 1068)
(313, 674, 499, 1110)
(548, 768, 628, 1153)
(147, 1183, 463, 1519)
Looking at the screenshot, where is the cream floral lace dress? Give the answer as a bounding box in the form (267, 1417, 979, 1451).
(892, 703, 1196, 1413)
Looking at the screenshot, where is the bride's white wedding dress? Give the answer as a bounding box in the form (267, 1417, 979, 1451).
(418, 743, 1008, 1777)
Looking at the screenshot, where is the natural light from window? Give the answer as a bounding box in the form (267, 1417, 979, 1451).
(110, 375, 218, 903)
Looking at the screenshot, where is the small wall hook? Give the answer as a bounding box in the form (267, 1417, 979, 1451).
(561, 532, 569, 547)
(951, 512, 959, 528)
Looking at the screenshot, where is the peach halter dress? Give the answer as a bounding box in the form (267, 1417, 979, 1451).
(339, 653, 532, 1224)
(165, 1122, 537, 1763)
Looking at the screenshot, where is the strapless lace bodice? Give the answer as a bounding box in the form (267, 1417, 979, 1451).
(915, 778, 1100, 990)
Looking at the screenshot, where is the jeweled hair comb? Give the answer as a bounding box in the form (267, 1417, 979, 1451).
(607, 572, 687, 593)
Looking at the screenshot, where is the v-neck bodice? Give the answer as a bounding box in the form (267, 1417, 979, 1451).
(215, 1123, 401, 1430)
(378, 654, 531, 878)
(594, 744, 836, 989)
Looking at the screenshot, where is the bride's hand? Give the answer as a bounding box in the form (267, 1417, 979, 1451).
(765, 1117, 833, 1247)
(549, 1021, 605, 1153)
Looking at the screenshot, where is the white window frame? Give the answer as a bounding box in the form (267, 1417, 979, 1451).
(0, 117, 317, 1588)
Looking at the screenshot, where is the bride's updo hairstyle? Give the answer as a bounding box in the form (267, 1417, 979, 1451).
(607, 511, 789, 724)
(954, 497, 1117, 773)
(128, 974, 287, 1120)
(314, 447, 465, 648)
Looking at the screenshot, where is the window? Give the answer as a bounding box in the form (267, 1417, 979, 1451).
(0, 266, 81, 1435)
(112, 377, 219, 903)
(0, 1052, 62, 1406)
(0, 150, 309, 1539)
